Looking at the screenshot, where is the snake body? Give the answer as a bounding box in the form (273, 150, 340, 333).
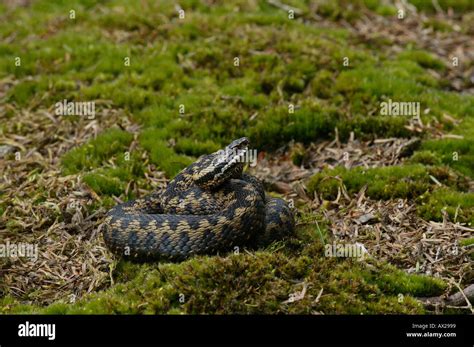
(102, 137, 294, 261)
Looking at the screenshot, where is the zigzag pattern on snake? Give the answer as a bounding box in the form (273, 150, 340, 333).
(102, 137, 295, 261)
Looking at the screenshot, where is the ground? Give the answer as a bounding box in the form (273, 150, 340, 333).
(0, 0, 473, 314)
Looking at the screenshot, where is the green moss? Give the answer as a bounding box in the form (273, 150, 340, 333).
(2, 0, 473, 315)
(421, 137, 474, 179)
(308, 165, 473, 223)
(3, 252, 438, 314)
(426, 166, 470, 191)
(408, 0, 474, 12)
(0, 295, 36, 314)
(459, 237, 474, 247)
(9, 1, 471, 171)
(1, 209, 448, 314)
(307, 164, 433, 200)
(418, 188, 474, 224)
(338, 115, 412, 140)
(335, 59, 472, 120)
(423, 18, 454, 32)
(6, 79, 50, 106)
(309, 69, 335, 99)
(409, 150, 443, 166)
(85, 195, 116, 213)
(61, 128, 133, 175)
(310, 0, 385, 23)
(398, 50, 446, 71)
(374, 5, 397, 16)
(139, 129, 193, 177)
(83, 173, 124, 196)
(174, 138, 220, 157)
(1, 212, 450, 314)
(361, 264, 447, 297)
(308, 163, 471, 201)
(250, 103, 341, 149)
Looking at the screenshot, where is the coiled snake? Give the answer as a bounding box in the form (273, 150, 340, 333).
(102, 137, 295, 261)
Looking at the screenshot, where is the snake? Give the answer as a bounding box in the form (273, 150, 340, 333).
(102, 137, 295, 261)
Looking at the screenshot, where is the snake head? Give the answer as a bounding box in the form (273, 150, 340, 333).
(193, 137, 249, 190)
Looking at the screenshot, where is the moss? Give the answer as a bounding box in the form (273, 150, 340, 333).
(338, 115, 412, 140)
(2, 0, 472, 315)
(374, 5, 397, 16)
(311, 0, 387, 23)
(0, 295, 36, 314)
(421, 136, 474, 179)
(335, 59, 472, 120)
(61, 128, 133, 175)
(409, 150, 443, 166)
(139, 129, 193, 177)
(8, 1, 472, 164)
(307, 164, 433, 200)
(3, 251, 439, 314)
(174, 138, 220, 157)
(459, 237, 474, 247)
(1, 211, 447, 314)
(408, 0, 474, 12)
(423, 18, 454, 32)
(308, 163, 471, 201)
(6, 79, 50, 106)
(309, 69, 335, 99)
(249, 103, 341, 149)
(426, 166, 470, 191)
(307, 165, 473, 223)
(85, 195, 116, 213)
(418, 188, 474, 225)
(82, 150, 146, 198)
(290, 143, 307, 166)
(361, 264, 447, 297)
(0, 203, 4, 217)
(398, 50, 446, 71)
(83, 173, 124, 196)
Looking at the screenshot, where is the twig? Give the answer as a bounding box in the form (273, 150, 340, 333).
(420, 283, 474, 313)
(429, 175, 442, 186)
(431, 0, 444, 14)
(314, 287, 324, 304)
(449, 281, 474, 313)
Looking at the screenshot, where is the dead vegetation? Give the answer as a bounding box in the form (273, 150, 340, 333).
(0, 104, 137, 304)
(251, 132, 473, 288)
(0, 0, 472, 312)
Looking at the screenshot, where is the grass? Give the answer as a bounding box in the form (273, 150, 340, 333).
(0, 0, 473, 314)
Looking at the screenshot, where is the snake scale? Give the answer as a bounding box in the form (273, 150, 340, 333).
(102, 137, 295, 261)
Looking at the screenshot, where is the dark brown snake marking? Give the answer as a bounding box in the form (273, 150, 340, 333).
(102, 138, 295, 261)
